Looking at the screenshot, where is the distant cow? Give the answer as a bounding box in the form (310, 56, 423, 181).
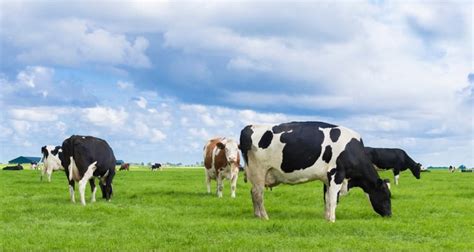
(151, 163, 162, 171)
(119, 163, 130, 171)
(240, 122, 391, 222)
(40, 145, 64, 182)
(364, 147, 421, 185)
(59, 135, 116, 205)
(31, 162, 38, 170)
(448, 165, 457, 173)
(3, 164, 23, 170)
(203, 137, 240, 198)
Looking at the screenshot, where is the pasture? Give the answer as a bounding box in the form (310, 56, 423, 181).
(0, 166, 472, 251)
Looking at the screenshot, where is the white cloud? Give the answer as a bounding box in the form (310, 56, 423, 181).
(134, 96, 148, 109)
(9, 108, 59, 122)
(117, 81, 134, 89)
(83, 106, 128, 127)
(7, 18, 151, 68)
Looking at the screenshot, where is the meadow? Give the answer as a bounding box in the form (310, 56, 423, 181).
(0, 166, 472, 251)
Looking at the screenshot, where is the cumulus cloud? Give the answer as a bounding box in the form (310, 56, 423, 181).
(0, 66, 98, 107)
(83, 106, 128, 127)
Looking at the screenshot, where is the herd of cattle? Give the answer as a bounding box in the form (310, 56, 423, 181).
(4, 121, 432, 222)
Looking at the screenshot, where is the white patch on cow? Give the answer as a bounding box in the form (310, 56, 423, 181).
(386, 181, 391, 190)
(79, 161, 97, 206)
(68, 157, 81, 182)
(69, 185, 75, 203)
(394, 174, 400, 185)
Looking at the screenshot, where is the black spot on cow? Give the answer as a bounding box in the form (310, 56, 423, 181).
(258, 130, 273, 149)
(322, 145, 332, 163)
(51, 146, 61, 155)
(272, 121, 336, 173)
(330, 128, 341, 142)
(240, 125, 254, 164)
(41, 146, 48, 159)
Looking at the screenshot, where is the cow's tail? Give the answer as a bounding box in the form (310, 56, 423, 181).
(239, 125, 253, 165)
(240, 125, 254, 184)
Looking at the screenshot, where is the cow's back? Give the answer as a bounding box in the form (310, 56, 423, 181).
(61, 135, 116, 177)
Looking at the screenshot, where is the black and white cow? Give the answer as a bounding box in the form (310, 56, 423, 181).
(364, 147, 421, 185)
(151, 163, 162, 171)
(3, 164, 23, 170)
(240, 121, 391, 222)
(40, 145, 64, 182)
(59, 135, 116, 205)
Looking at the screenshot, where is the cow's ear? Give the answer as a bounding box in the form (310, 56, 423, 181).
(41, 146, 47, 154)
(216, 142, 225, 149)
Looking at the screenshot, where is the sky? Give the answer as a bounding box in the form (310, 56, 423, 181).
(0, 0, 472, 167)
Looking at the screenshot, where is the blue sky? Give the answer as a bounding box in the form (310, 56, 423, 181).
(0, 1, 472, 166)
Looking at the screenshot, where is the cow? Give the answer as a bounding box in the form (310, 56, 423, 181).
(31, 162, 38, 170)
(203, 137, 240, 198)
(448, 165, 457, 173)
(151, 163, 162, 171)
(40, 145, 64, 182)
(3, 164, 23, 170)
(119, 163, 130, 171)
(364, 147, 421, 185)
(59, 135, 116, 206)
(240, 121, 391, 222)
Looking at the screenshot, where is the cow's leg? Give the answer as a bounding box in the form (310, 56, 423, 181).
(104, 171, 115, 201)
(393, 169, 400, 185)
(339, 179, 349, 196)
(90, 178, 97, 203)
(230, 171, 238, 198)
(47, 168, 53, 183)
(216, 172, 224, 198)
(78, 161, 97, 206)
(247, 167, 268, 220)
(323, 184, 330, 219)
(68, 180, 76, 203)
(205, 169, 211, 194)
(326, 169, 343, 222)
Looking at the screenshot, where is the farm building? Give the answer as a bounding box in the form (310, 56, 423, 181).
(116, 160, 124, 165)
(8, 156, 41, 164)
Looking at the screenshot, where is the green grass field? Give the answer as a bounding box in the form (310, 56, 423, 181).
(0, 166, 472, 251)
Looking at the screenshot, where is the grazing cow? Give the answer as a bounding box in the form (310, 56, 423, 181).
(364, 147, 421, 185)
(59, 135, 116, 205)
(3, 164, 23, 170)
(119, 163, 130, 171)
(40, 145, 64, 182)
(448, 165, 457, 173)
(151, 163, 162, 171)
(240, 121, 391, 222)
(203, 137, 240, 198)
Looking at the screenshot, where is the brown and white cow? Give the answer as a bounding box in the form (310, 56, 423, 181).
(203, 137, 240, 198)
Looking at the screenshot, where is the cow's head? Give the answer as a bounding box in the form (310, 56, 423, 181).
(410, 163, 422, 179)
(216, 138, 240, 169)
(368, 178, 392, 217)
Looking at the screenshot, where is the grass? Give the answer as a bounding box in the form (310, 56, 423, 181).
(0, 166, 473, 251)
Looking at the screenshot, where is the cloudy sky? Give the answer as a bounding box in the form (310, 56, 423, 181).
(0, 1, 472, 166)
